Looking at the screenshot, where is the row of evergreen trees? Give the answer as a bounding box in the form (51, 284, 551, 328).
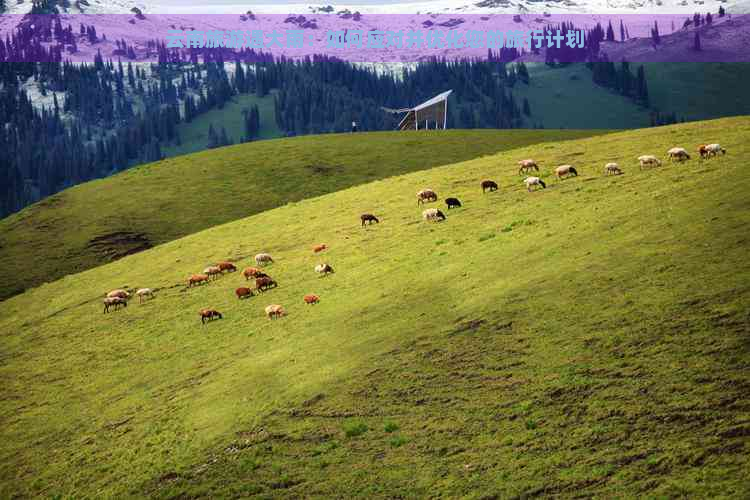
(0, 47, 242, 216)
(2, 52, 537, 216)
(589, 60, 650, 106)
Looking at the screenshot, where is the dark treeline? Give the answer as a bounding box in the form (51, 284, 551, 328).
(1, 42, 535, 216)
(588, 60, 650, 107)
(0, 45, 241, 216)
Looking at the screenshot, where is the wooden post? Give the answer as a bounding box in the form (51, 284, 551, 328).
(443, 98, 448, 129)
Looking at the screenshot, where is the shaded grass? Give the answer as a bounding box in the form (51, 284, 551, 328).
(0, 116, 748, 498)
(162, 92, 282, 159)
(515, 63, 650, 129)
(0, 128, 603, 301)
(518, 62, 750, 128)
(643, 62, 750, 121)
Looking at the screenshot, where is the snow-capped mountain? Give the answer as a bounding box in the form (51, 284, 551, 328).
(4, 0, 749, 15)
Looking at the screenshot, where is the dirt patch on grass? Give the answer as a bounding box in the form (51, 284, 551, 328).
(85, 231, 152, 261)
(306, 164, 343, 175)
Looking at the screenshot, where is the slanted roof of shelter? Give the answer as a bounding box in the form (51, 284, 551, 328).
(412, 90, 452, 112)
(381, 90, 453, 115)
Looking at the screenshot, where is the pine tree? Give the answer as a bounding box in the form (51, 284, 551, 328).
(219, 126, 231, 147)
(620, 20, 626, 41)
(522, 98, 531, 116)
(516, 62, 529, 84)
(693, 31, 701, 51)
(636, 65, 649, 106)
(207, 124, 218, 149)
(606, 21, 615, 41)
(706, 12, 712, 24)
(651, 21, 661, 45)
(719, 5, 725, 17)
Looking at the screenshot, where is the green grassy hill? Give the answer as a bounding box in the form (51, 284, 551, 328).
(515, 62, 750, 128)
(0, 129, 603, 301)
(515, 63, 651, 129)
(643, 62, 750, 121)
(1, 116, 748, 498)
(162, 92, 282, 159)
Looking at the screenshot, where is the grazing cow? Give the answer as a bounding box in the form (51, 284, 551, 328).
(203, 266, 222, 280)
(106, 289, 130, 300)
(188, 274, 210, 287)
(417, 189, 438, 205)
(235, 287, 254, 299)
(604, 162, 622, 176)
(667, 147, 691, 162)
(103, 296, 128, 313)
(445, 197, 462, 209)
(524, 176, 546, 192)
(481, 180, 498, 192)
(705, 143, 726, 157)
(361, 214, 380, 226)
(255, 253, 274, 266)
(265, 304, 286, 319)
(315, 263, 334, 276)
(554, 165, 578, 180)
(638, 155, 662, 170)
(304, 294, 320, 305)
(217, 261, 237, 273)
(200, 308, 222, 324)
(313, 244, 328, 253)
(135, 288, 154, 303)
(255, 276, 278, 292)
(422, 208, 447, 222)
(518, 159, 539, 175)
(242, 267, 266, 280)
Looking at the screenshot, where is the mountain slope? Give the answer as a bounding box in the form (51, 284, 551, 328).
(0, 129, 602, 301)
(161, 93, 282, 158)
(0, 116, 748, 498)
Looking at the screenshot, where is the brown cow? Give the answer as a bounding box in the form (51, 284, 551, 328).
(417, 189, 438, 205)
(217, 261, 237, 273)
(255, 276, 278, 292)
(235, 287, 254, 299)
(188, 274, 210, 287)
(200, 309, 222, 324)
(304, 294, 320, 305)
(242, 267, 266, 280)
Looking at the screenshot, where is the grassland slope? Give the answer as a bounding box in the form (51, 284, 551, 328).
(0, 129, 602, 301)
(0, 117, 748, 498)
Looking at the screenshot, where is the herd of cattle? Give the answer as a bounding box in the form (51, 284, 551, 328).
(102, 142, 726, 323)
(103, 246, 331, 322)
